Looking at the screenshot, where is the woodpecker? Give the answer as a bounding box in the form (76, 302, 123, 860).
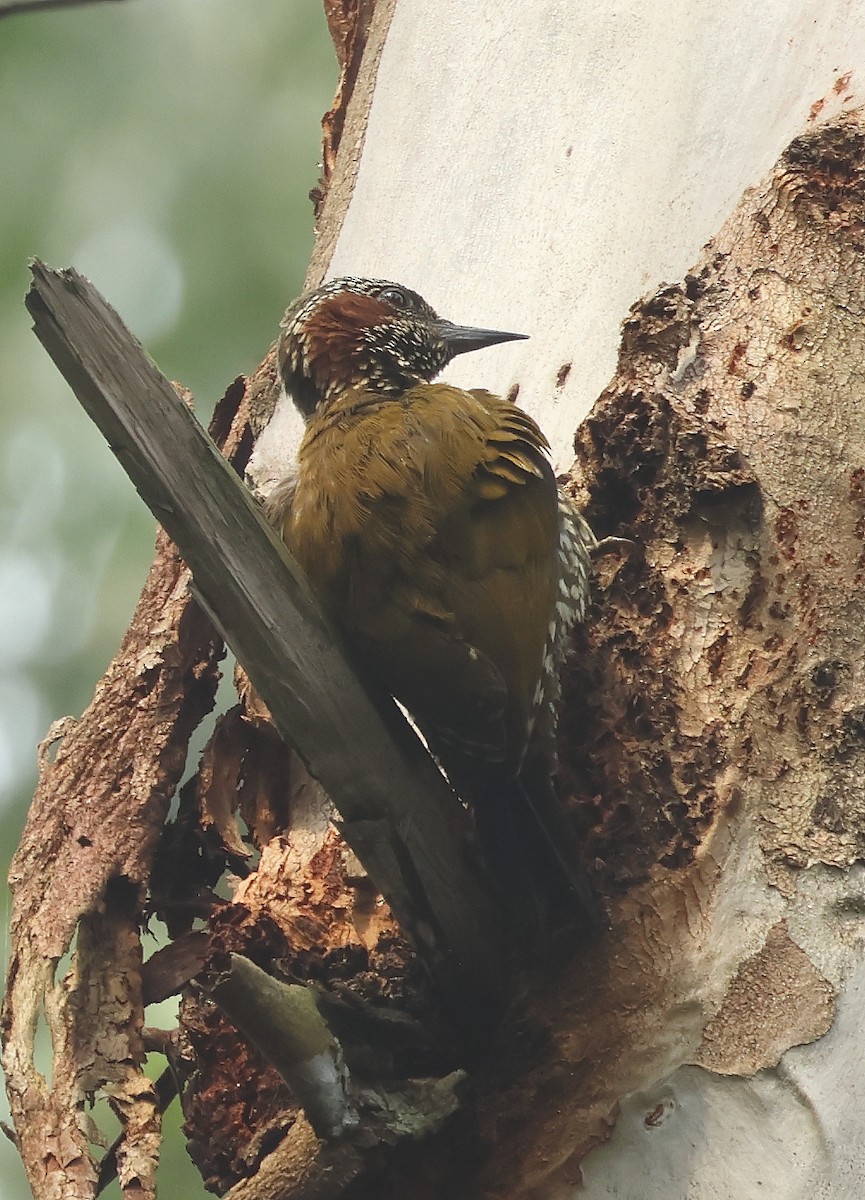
(273, 277, 597, 930)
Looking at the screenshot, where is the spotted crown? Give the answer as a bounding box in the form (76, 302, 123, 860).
(278, 277, 455, 416)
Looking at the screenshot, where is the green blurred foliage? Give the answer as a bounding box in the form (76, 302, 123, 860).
(0, 2, 335, 1196)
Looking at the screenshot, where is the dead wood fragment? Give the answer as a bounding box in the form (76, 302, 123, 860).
(7, 259, 507, 1199)
(1, 379, 247, 1199)
(23, 262, 505, 1020)
(210, 955, 357, 1139)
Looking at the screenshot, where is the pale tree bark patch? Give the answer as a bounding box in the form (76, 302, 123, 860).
(697, 920, 836, 1076)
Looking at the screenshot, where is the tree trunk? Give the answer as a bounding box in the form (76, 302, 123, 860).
(6, 2, 865, 1198)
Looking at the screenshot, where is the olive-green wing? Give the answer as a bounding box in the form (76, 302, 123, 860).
(425, 392, 559, 762)
(284, 385, 559, 767)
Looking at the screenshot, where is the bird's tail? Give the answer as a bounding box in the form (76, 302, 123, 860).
(470, 760, 602, 949)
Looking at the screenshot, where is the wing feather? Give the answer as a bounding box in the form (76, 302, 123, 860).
(284, 384, 559, 767)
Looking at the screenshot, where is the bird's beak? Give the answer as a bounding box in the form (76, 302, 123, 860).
(433, 320, 528, 358)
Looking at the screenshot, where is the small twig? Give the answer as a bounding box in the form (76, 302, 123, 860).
(1, 1121, 19, 1148)
(0, 0, 130, 20)
(96, 1066, 179, 1196)
(211, 955, 358, 1140)
(590, 535, 636, 560)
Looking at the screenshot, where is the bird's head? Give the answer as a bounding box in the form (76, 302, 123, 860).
(277, 277, 527, 417)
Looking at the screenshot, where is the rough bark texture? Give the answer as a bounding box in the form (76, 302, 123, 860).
(8, 0, 865, 1194)
(1, 382, 247, 1199)
(567, 119, 865, 903)
(174, 116, 865, 1199)
(307, 0, 396, 286)
(460, 113, 865, 1198)
(317, 0, 380, 202)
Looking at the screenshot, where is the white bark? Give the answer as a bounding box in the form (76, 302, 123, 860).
(252, 2, 865, 1196)
(256, 0, 865, 475)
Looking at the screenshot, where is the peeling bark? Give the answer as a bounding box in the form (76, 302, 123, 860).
(318, 0, 380, 199)
(697, 921, 835, 1076)
(307, 0, 397, 286)
(174, 116, 865, 1198)
(571, 116, 865, 902)
(467, 113, 865, 1197)
(8, 6, 865, 1196)
(1, 384, 247, 1199)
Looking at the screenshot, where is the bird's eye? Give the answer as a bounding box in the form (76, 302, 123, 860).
(377, 286, 409, 309)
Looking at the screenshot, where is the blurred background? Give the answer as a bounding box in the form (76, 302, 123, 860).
(0, 1, 335, 1195)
